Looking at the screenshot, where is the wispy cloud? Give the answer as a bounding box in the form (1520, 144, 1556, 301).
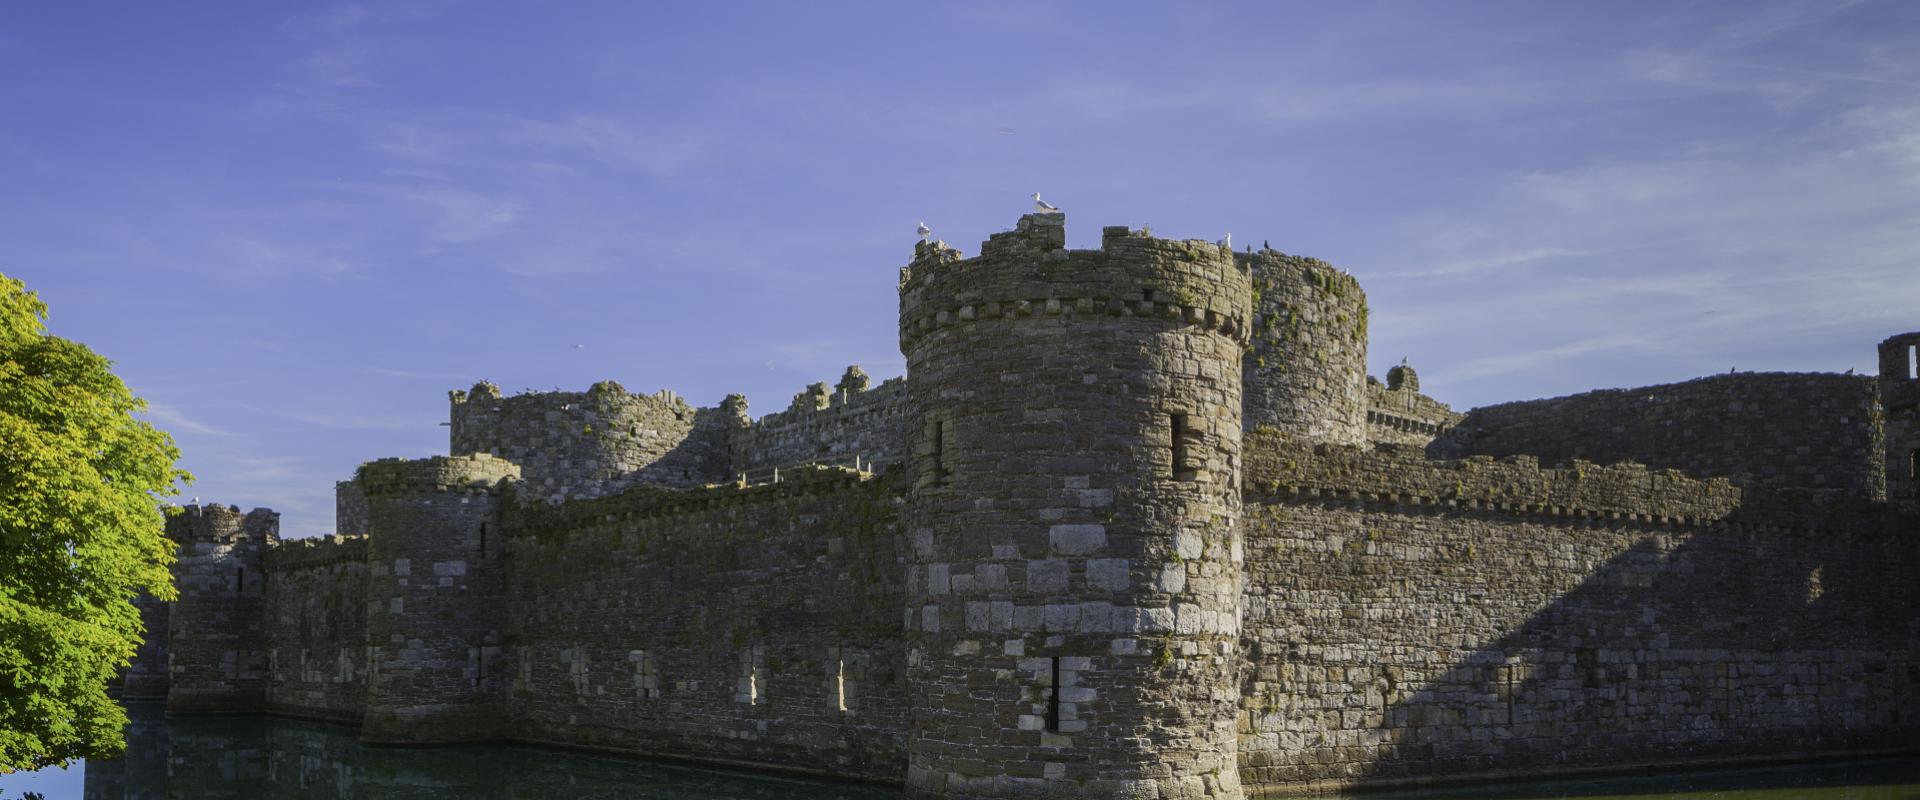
(141, 403, 233, 438)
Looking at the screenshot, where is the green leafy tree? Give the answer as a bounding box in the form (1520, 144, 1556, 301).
(0, 274, 187, 772)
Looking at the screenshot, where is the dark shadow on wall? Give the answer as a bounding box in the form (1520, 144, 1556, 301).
(1342, 500, 1920, 791)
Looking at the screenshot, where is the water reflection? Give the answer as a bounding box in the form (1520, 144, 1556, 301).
(83, 701, 900, 799)
(72, 703, 1920, 800)
(1350, 757, 1920, 800)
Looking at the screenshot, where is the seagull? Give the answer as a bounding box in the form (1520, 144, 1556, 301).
(1218, 233, 1232, 250)
(1032, 193, 1059, 213)
(917, 222, 932, 240)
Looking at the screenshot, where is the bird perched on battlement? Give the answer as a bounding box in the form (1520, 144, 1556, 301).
(1032, 192, 1059, 213)
(917, 222, 931, 240)
(1218, 232, 1232, 250)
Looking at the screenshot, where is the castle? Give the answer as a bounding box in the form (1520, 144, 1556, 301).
(118, 212, 1920, 798)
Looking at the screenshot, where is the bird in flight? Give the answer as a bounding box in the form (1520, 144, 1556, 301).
(1032, 193, 1059, 213)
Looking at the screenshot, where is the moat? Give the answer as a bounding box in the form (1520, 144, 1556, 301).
(23, 703, 1920, 799)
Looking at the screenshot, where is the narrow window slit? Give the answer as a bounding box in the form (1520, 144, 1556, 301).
(1909, 344, 1918, 379)
(478, 522, 488, 558)
(835, 654, 848, 712)
(1909, 449, 1919, 481)
(236, 567, 244, 593)
(928, 419, 950, 482)
(1170, 413, 1196, 480)
(1045, 656, 1062, 732)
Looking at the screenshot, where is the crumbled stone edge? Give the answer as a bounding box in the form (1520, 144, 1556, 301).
(264, 534, 368, 571)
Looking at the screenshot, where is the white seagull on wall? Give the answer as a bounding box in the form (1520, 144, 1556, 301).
(1032, 193, 1059, 213)
(917, 222, 932, 240)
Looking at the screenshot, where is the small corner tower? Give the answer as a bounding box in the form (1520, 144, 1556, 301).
(1240, 250, 1369, 443)
(165, 504, 277, 713)
(1880, 331, 1920, 510)
(357, 453, 520, 742)
(898, 212, 1252, 798)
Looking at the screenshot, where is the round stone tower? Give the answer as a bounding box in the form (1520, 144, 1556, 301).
(449, 379, 729, 499)
(897, 213, 1253, 799)
(1879, 331, 1920, 510)
(358, 454, 520, 743)
(165, 504, 276, 713)
(1240, 250, 1369, 444)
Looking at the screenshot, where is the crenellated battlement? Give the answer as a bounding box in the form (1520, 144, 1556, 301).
(505, 463, 882, 540)
(897, 213, 1254, 352)
(264, 534, 368, 571)
(1246, 431, 1743, 525)
(356, 453, 520, 496)
(167, 503, 279, 546)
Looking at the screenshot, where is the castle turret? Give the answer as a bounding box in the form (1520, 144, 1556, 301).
(165, 504, 276, 713)
(897, 214, 1252, 798)
(1880, 331, 1920, 510)
(449, 380, 731, 499)
(1241, 250, 1369, 443)
(358, 454, 520, 742)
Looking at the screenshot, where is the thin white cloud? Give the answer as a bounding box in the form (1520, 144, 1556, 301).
(140, 403, 233, 438)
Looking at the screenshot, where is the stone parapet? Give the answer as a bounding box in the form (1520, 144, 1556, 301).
(898, 215, 1253, 353)
(357, 453, 520, 497)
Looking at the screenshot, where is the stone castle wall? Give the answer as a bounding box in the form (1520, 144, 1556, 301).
(119, 591, 172, 699)
(1236, 435, 1920, 792)
(501, 466, 909, 782)
(1441, 373, 1886, 500)
(262, 535, 368, 722)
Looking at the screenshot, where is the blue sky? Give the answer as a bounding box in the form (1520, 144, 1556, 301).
(2, 1, 1917, 539)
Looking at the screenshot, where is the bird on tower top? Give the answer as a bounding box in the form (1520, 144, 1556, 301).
(917, 222, 932, 240)
(1032, 193, 1059, 213)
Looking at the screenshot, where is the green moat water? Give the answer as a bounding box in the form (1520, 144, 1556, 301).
(8, 704, 1917, 799)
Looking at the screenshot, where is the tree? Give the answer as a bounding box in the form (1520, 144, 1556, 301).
(0, 274, 187, 772)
